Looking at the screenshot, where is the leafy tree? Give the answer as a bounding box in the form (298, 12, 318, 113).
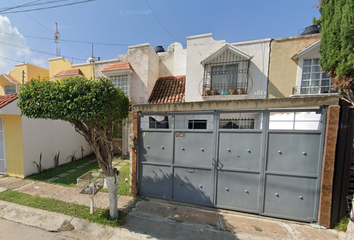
(320, 0, 354, 104)
(18, 77, 129, 219)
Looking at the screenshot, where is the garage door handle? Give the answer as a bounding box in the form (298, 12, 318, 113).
(212, 158, 222, 170)
(187, 170, 195, 173)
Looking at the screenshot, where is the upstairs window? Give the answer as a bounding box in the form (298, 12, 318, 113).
(4, 85, 16, 95)
(201, 44, 252, 97)
(210, 64, 238, 95)
(110, 74, 130, 98)
(299, 58, 335, 94)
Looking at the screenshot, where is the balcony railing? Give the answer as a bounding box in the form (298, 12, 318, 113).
(292, 85, 337, 95)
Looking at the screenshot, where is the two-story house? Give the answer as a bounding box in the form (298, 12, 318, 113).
(131, 32, 342, 228)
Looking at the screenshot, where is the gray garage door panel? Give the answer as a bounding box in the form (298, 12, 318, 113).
(173, 167, 213, 206)
(263, 174, 318, 221)
(140, 165, 172, 199)
(267, 133, 321, 175)
(216, 171, 260, 212)
(218, 132, 262, 170)
(140, 131, 173, 164)
(175, 132, 213, 167)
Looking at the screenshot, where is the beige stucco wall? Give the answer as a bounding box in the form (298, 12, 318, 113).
(9, 63, 49, 82)
(118, 44, 159, 104)
(268, 34, 321, 98)
(48, 57, 73, 79)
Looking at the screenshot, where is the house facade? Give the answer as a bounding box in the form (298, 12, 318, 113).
(0, 63, 49, 95)
(0, 95, 92, 177)
(127, 32, 350, 229)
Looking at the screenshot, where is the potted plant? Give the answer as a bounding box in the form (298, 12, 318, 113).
(204, 90, 211, 96)
(229, 89, 236, 95)
(237, 88, 245, 95)
(211, 89, 218, 95)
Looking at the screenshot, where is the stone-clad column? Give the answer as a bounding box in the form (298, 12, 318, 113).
(318, 105, 340, 228)
(129, 112, 138, 195)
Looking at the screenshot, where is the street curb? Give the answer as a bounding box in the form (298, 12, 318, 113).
(0, 200, 73, 232)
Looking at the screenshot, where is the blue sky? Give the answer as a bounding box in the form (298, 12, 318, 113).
(0, 0, 320, 73)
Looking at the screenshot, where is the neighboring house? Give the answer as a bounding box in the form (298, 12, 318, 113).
(49, 57, 95, 80)
(268, 33, 335, 98)
(93, 43, 160, 155)
(0, 94, 92, 177)
(0, 63, 49, 95)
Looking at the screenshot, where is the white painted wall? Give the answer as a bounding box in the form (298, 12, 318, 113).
(158, 42, 186, 77)
(269, 112, 322, 130)
(233, 40, 271, 99)
(21, 117, 92, 177)
(184, 33, 271, 102)
(185, 34, 225, 102)
(118, 43, 159, 104)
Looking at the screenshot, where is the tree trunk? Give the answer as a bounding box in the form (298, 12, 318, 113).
(106, 171, 120, 219)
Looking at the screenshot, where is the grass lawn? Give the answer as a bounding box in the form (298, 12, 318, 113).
(0, 189, 126, 227)
(26, 154, 131, 196)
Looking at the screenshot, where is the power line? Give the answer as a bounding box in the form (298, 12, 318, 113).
(5, 0, 89, 58)
(1, 0, 100, 14)
(0, 0, 42, 13)
(0, 31, 234, 48)
(0, 40, 86, 61)
(144, 0, 181, 41)
(0, 55, 25, 63)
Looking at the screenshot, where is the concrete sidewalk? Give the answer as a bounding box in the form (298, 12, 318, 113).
(0, 176, 347, 240)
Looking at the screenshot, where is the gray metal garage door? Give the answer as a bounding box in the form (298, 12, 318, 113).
(138, 110, 325, 222)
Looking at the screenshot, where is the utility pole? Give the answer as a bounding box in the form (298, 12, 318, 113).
(22, 70, 25, 85)
(54, 23, 60, 57)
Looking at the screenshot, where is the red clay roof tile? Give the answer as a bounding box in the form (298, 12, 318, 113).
(102, 62, 133, 72)
(0, 93, 18, 108)
(54, 69, 83, 78)
(148, 75, 186, 104)
(3, 74, 20, 84)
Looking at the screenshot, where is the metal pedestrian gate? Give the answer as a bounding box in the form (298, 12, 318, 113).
(138, 109, 326, 222)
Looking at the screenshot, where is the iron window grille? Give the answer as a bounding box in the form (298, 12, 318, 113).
(203, 60, 250, 96)
(219, 118, 255, 129)
(293, 58, 336, 95)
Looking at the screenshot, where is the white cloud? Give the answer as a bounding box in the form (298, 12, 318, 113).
(0, 15, 31, 72)
(31, 57, 47, 69)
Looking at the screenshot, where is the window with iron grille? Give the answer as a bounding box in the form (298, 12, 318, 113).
(110, 75, 130, 98)
(299, 58, 335, 94)
(219, 118, 255, 129)
(203, 59, 249, 96)
(210, 64, 238, 95)
(4, 85, 16, 95)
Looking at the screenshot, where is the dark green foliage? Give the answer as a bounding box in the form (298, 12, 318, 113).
(320, 0, 354, 102)
(18, 77, 129, 127)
